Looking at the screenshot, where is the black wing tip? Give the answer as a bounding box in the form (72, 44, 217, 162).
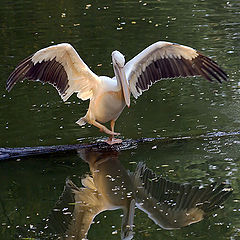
(5, 54, 69, 96)
(6, 54, 34, 92)
(202, 183, 233, 213)
(6, 86, 12, 92)
(212, 71, 228, 83)
(6, 82, 12, 92)
(221, 72, 228, 82)
(6, 77, 16, 92)
(216, 69, 228, 83)
(6, 75, 22, 92)
(135, 51, 228, 93)
(196, 52, 228, 83)
(203, 182, 232, 201)
(215, 182, 233, 193)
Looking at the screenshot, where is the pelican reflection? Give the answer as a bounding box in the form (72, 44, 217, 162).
(48, 149, 232, 239)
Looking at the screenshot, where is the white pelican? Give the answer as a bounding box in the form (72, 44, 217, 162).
(47, 150, 232, 239)
(49, 149, 135, 240)
(6, 41, 227, 144)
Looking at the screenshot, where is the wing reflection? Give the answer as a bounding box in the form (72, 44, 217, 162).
(134, 162, 232, 229)
(48, 149, 232, 239)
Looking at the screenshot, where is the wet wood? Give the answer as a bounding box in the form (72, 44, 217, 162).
(0, 131, 239, 161)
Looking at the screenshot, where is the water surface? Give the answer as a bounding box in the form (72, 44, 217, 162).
(0, 0, 239, 239)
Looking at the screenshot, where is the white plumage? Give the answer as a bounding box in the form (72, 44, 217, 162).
(7, 41, 227, 143)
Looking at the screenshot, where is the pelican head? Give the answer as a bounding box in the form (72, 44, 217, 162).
(112, 50, 130, 107)
(112, 50, 125, 67)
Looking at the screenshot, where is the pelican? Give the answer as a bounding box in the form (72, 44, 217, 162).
(47, 149, 232, 239)
(6, 41, 227, 144)
(49, 149, 136, 240)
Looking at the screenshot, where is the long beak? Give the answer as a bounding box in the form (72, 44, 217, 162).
(121, 199, 135, 240)
(114, 65, 130, 107)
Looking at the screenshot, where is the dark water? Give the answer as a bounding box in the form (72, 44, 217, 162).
(0, 0, 240, 239)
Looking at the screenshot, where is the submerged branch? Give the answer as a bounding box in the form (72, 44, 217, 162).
(0, 130, 239, 161)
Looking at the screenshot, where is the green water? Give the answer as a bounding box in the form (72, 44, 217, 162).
(0, 0, 239, 239)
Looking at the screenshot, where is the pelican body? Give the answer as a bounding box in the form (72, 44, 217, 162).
(49, 149, 232, 239)
(79, 75, 126, 137)
(6, 41, 227, 143)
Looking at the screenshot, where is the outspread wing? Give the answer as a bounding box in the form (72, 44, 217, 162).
(125, 41, 228, 98)
(133, 163, 232, 229)
(48, 178, 106, 239)
(6, 43, 101, 101)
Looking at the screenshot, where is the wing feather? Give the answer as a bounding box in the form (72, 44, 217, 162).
(6, 43, 101, 101)
(134, 163, 233, 229)
(48, 178, 105, 239)
(125, 41, 228, 98)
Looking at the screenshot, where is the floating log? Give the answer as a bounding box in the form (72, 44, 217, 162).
(0, 131, 239, 161)
(0, 139, 138, 161)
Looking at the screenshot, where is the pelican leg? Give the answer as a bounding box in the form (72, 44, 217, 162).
(105, 120, 122, 145)
(90, 120, 120, 136)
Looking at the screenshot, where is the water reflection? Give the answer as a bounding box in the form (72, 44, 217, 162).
(47, 149, 232, 240)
